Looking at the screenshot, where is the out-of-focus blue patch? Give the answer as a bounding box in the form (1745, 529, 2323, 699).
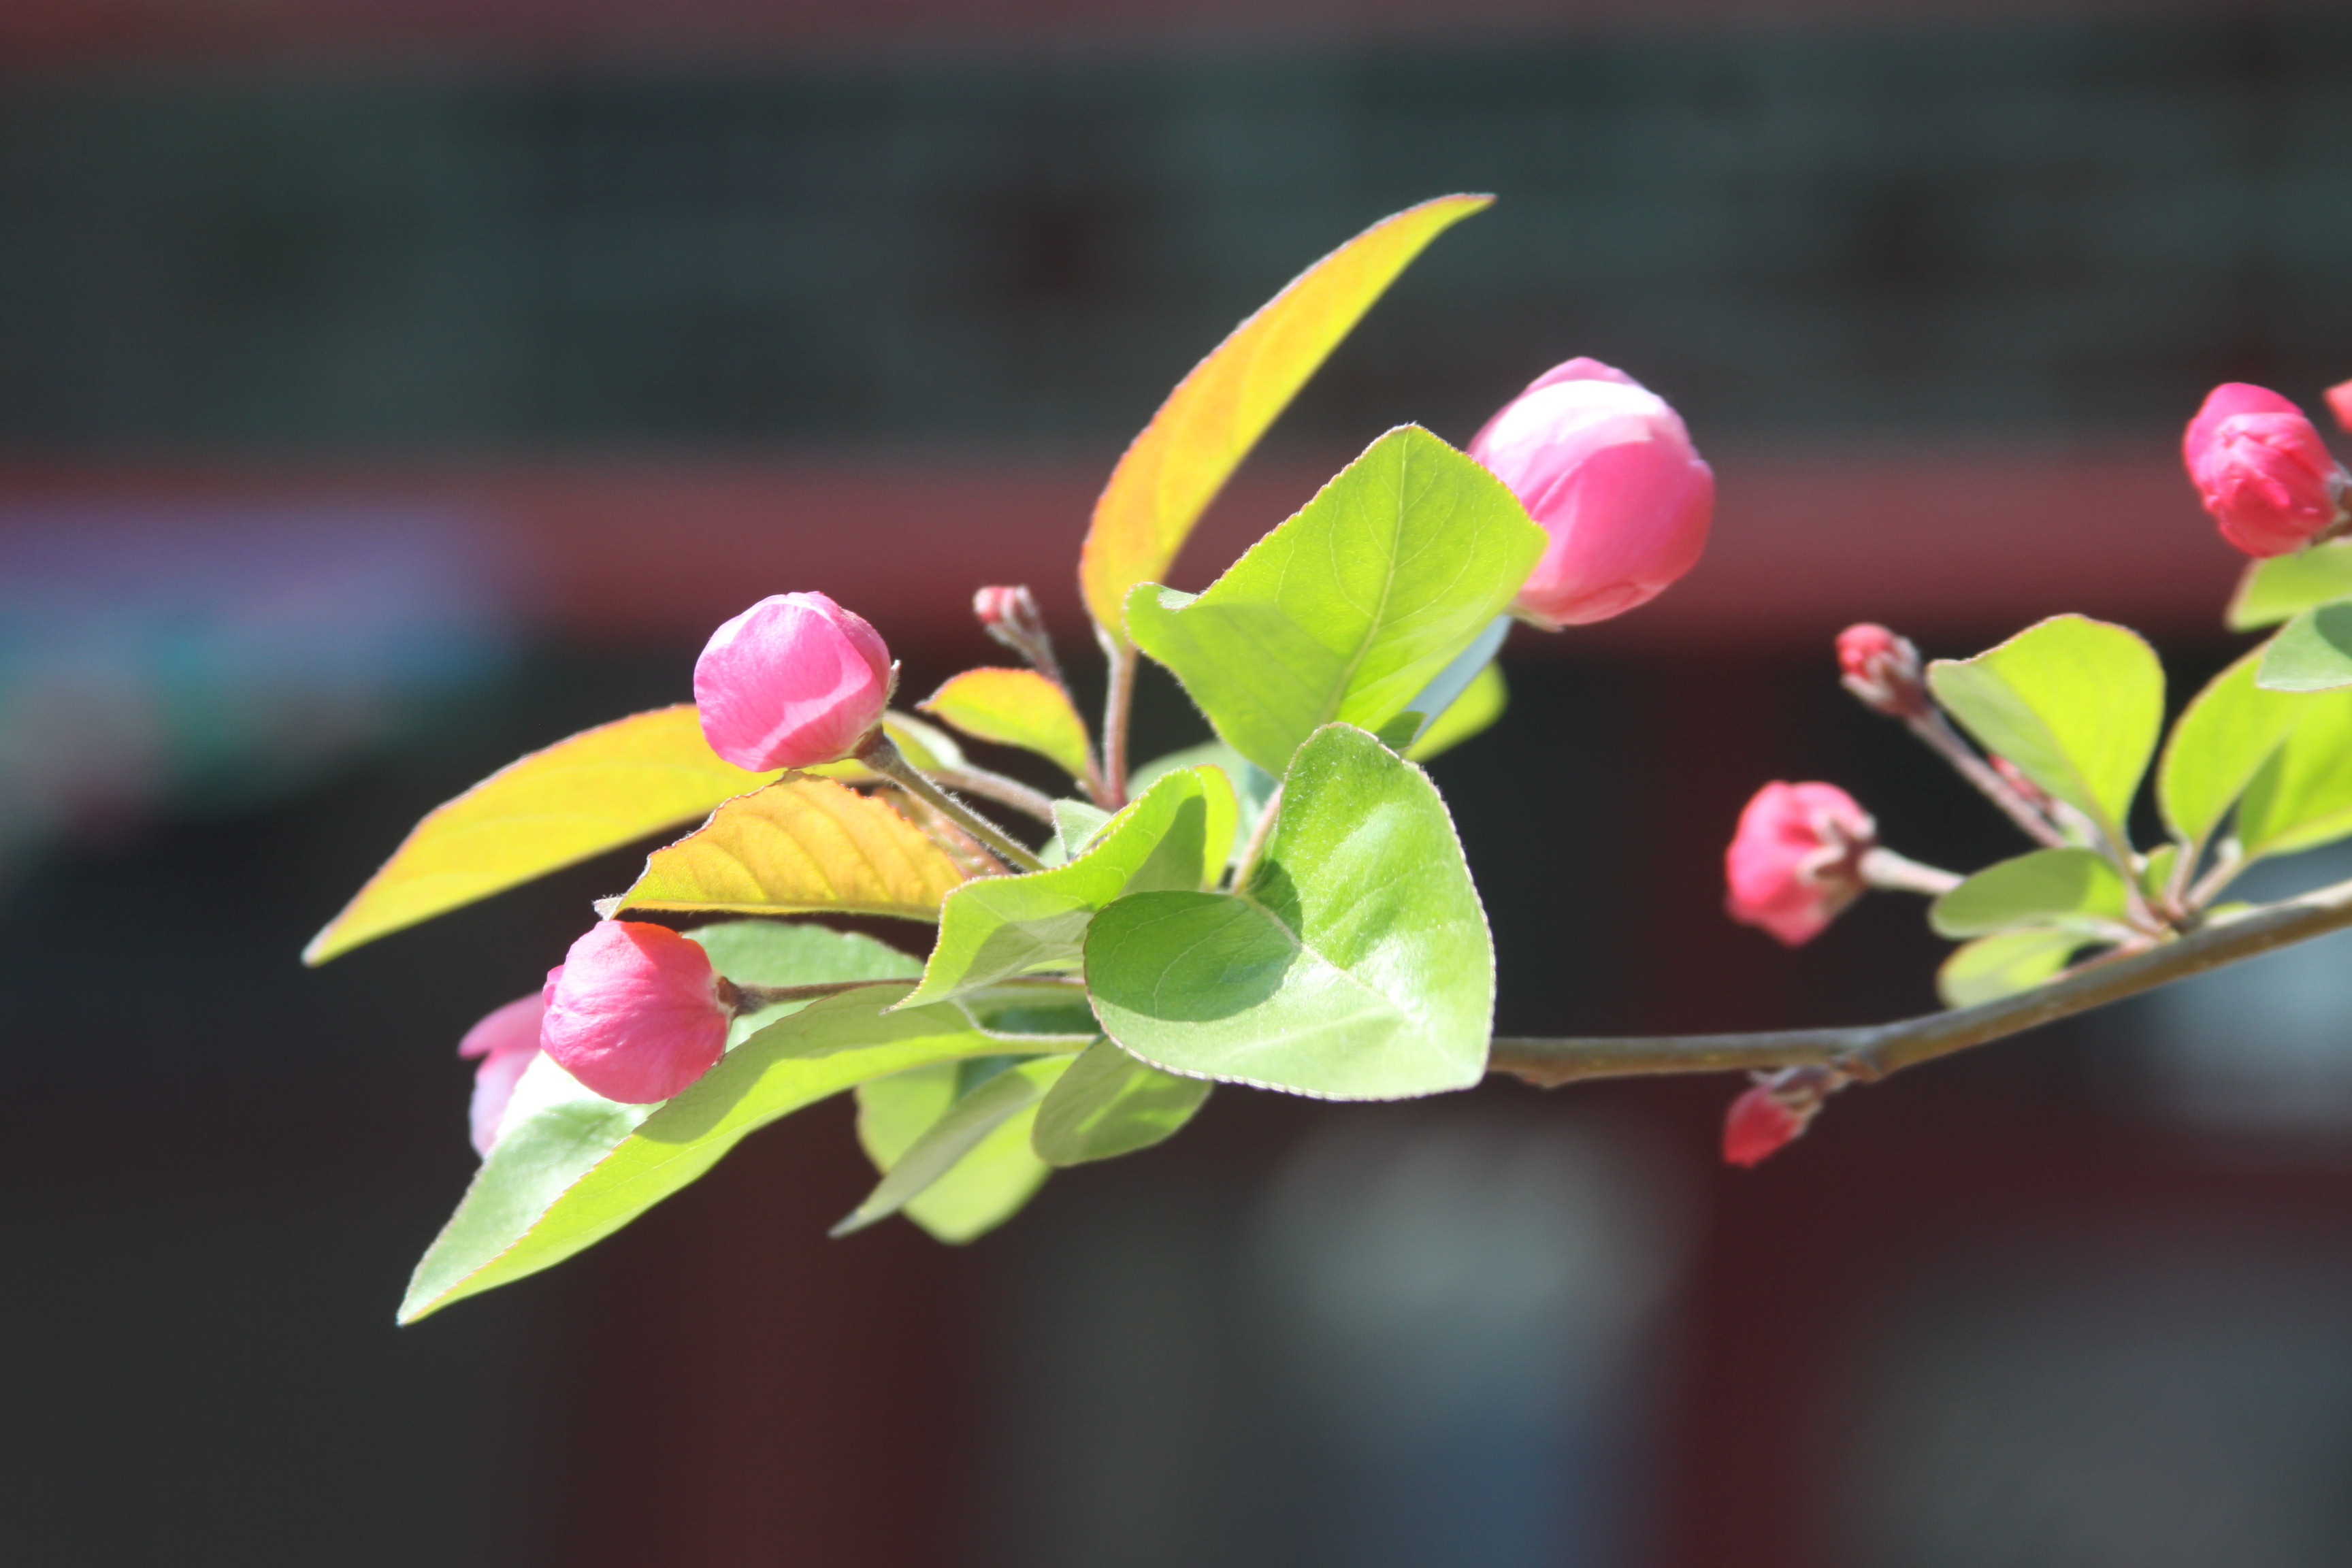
(0, 504, 519, 866)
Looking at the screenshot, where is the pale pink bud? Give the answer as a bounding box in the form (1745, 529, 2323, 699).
(1469, 357, 1714, 627)
(694, 591, 893, 771)
(2183, 383, 2348, 558)
(1721, 1066, 1838, 1167)
(458, 991, 544, 1157)
(540, 921, 732, 1104)
(1835, 623, 1928, 719)
(2327, 379, 2352, 434)
(973, 583, 1061, 678)
(1724, 781, 1876, 947)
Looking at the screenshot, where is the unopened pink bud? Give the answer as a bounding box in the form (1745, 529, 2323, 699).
(2327, 380, 2352, 435)
(1724, 781, 1876, 946)
(540, 921, 731, 1104)
(459, 991, 544, 1156)
(694, 591, 893, 771)
(1835, 623, 1928, 719)
(2183, 383, 2348, 558)
(1721, 1066, 1838, 1166)
(1469, 357, 1714, 628)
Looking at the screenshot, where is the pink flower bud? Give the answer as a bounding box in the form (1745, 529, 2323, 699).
(1721, 1066, 1839, 1167)
(2183, 383, 2348, 558)
(1468, 357, 1714, 627)
(1835, 623, 1929, 719)
(2327, 379, 2352, 435)
(458, 991, 544, 1157)
(973, 583, 1061, 676)
(540, 921, 732, 1104)
(694, 591, 893, 771)
(1723, 781, 1876, 947)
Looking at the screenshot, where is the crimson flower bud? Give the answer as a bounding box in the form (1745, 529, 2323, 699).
(1724, 781, 1876, 947)
(694, 591, 893, 771)
(2327, 379, 2352, 435)
(1469, 357, 1714, 628)
(1721, 1066, 1838, 1167)
(2183, 382, 2349, 558)
(458, 990, 544, 1157)
(1835, 623, 1929, 719)
(540, 921, 732, 1104)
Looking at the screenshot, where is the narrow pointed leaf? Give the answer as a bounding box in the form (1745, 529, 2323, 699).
(1085, 723, 1492, 1100)
(2238, 687, 2352, 859)
(2257, 603, 2352, 692)
(1926, 615, 2163, 838)
(1408, 662, 1508, 762)
(858, 1060, 1060, 1243)
(2157, 648, 2312, 849)
(1126, 425, 1545, 777)
(836, 1056, 1071, 1236)
(2227, 540, 2352, 630)
(920, 668, 1094, 782)
(1081, 193, 1492, 638)
(608, 774, 968, 922)
(1937, 928, 2095, 1008)
(1032, 1038, 1213, 1166)
(306, 705, 776, 965)
(1928, 848, 2132, 938)
(900, 765, 1235, 1007)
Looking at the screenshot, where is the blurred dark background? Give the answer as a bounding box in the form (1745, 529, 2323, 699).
(7, 2, 2352, 1565)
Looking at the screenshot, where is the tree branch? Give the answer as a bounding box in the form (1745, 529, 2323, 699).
(1490, 870, 2352, 1088)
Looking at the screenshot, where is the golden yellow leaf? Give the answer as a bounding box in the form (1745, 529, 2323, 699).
(305, 706, 777, 967)
(610, 774, 968, 921)
(920, 668, 1094, 781)
(1078, 193, 1492, 639)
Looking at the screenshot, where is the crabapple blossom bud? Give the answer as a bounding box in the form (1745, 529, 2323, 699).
(694, 591, 893, 771)
(540, 921, 732, 1104)
(1721, 1066, 1840, 1167)
(1835, 623, 1929, 719)
(458, 991, 543, 1157)
(1469, 357, 1714, 628)
(1724, 781, 1876, 947)
(2327, 379, 2352, 435)
(973, 584, 1061, 676)
(2183, 383, 2349, 558)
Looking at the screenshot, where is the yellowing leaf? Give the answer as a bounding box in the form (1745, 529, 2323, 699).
(609, 774, 968, 921)
(920, 668, 1095, 782)
(304, 705, 777, 966)
(1079, 194, 1492, 639)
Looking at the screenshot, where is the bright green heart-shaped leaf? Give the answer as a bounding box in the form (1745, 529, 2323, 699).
(1031, 1038, 1213, 1166)
(1125, 426, 1546, 777)
(400, 972, 1075, 1320)
(607, 774, 968, 923)
(855, 1060, 1060, 1243)
(2227, 540, 2352, 630)
(306, 705, 779, 966)
(2257, 603, 2352, 692)
(899, 766, 1236, 1007)
(1085, 723, 1491, 1100)
(1928, 848, 2133, 938)
(1936, 927, 2097, 1008)
(1408, 662, 1508, 762)
(920, 668, 1095, 782)
(1080, 194, 1492, 638)
(1927, 615, 2163, 838)
(837, 1056, 1071, 1237)
(2238, 687, 2352, 858)
(1132, 741, 1277, 866)
(2157, 648, 2312, 850)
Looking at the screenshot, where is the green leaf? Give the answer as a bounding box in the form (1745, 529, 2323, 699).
(898, 766, 1236, 1007)
(2238, 687, 2352, 858)
(1031, 1038, 1213, 1166)
(2257, 603, 2352, 692)
(2227, 540, 2352, 630)
(1928, 848, 2132, 938)
(1926, 615, 2164, 839)
(836, 1056, 1071, 1237)
(2157, 648, 2311, 850)
(853, 1058, 1062, 1242)
(1372, 712, 1425, 751)
(400, 984, 1074, 1322)
(1085, 723, 1491, 1100)
(1041, 799, 1114, 866)
(689, 921, 924, 1043)
(920, 668, 1095, 782)
(1124, 425, 1547, 777)
(1132, 741, 1277, 866)
(1936, 928, 2096, 1008)
(1407, 662, 1507, 762)
(2138, 843, 2180, 903)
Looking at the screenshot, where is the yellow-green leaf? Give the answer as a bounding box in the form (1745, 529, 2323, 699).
(1937, 928, 2096, 1008)
(1079, 193, 1492, 638)
(2238, 687, 2352, 860)
(2226, 540, 2352, 630)
(609, 774, 968, 921)
(304, 705, 777, 966)
(2156, 647, 2310, 851)
(919, 668, 1094, 782)
(1407, 662, 1508, 762)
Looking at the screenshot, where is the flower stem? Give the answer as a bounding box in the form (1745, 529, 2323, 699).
(932, 766, 1058, 826)
(1099, 637, 1137, 809)
(1857, 847, 1961, 898)
(1905, 710, 2069, 848)
(858, 732, 1045, 873)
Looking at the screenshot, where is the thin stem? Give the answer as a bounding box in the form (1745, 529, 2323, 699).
(2187, 839, 2247, 912)
(1858, 847, 1961, 898)
(1906, 710, 2069, 848)
(729, 974, 1083, 1010)
(1100, 636, 1137, 809)
(933, 766, 1058, 826)
(1230, 783, 1284, 890)
(859, 733, 1045, 873)
(1490, 868, 2352, 1088)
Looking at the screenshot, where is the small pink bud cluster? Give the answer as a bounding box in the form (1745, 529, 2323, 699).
(1835, 623, 1929, 720)
(1469, 358, 1714, 627)
(1721, 1066, 1842, 1167)
(1723, 781, 1876, 947)
(2183, 383, 2351, 559)
(973, 583, 1064, 681)
(694, 591, 893, 771)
